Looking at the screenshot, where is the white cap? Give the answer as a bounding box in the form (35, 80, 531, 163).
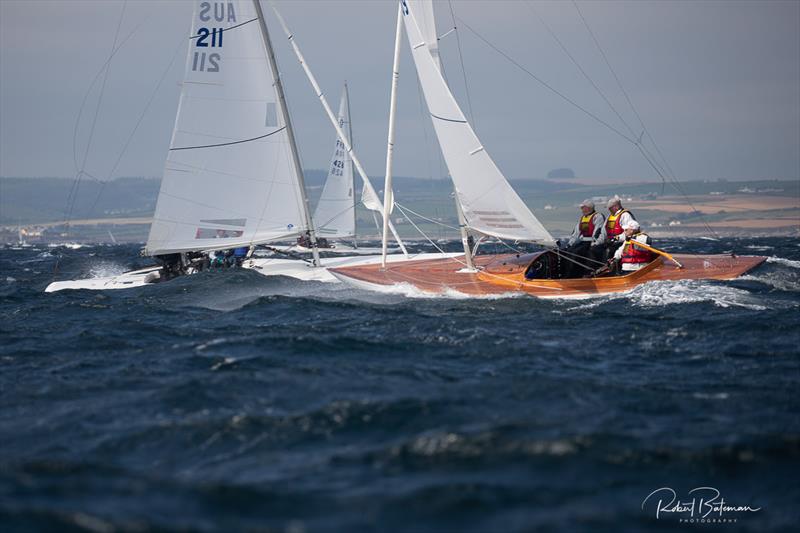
(579, 199, 594, 209)
(623, 219, 640, 231)
(606, 195, 622, 208)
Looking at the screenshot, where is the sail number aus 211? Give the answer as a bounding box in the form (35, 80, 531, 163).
(192, 27, 222, 73)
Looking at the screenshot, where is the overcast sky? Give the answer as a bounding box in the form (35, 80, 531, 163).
(1, 0, 798, 183)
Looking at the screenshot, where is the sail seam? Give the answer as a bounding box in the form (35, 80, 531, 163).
(170, 127, 286, 151)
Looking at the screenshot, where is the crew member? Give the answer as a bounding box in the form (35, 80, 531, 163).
(564, 199, 605, 277)
(610, 220, 656, 273)
(601, 195, 635, 260)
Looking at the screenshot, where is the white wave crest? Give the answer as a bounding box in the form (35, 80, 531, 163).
(628, 280, 768, 310)
(738, 274, 800, 293)
(565, 280, 770, 311)
(767, 256, 800, 269)
(385, 282, 525, 300)
(89, 263, 126, 278)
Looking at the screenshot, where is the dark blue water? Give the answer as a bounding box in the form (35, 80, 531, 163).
(1, 238, 799, 532)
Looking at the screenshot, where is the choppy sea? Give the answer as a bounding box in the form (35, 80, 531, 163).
(1, 237, 799, 532)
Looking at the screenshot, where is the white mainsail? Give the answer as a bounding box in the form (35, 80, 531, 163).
(405, 0, 441, 71)
(146, 0, 309, 256)
(313, 85, 356, 239)
(401, 1, 554, 245)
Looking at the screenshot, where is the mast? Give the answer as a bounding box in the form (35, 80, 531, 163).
(252, 0, 321, 267)
(382, 3, 403, 268)
(344, 81, 357, 248)
(270, 5, 408, 257)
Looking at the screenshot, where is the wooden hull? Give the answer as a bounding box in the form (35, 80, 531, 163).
(329, 252, 767, 299)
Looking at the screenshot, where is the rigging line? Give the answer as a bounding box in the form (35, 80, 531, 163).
(71, 14, 148, 176)
(66, 1, 128, 226)
(455, 16, 637, 145)
(86, 33, 186, 216)
(525, 1, 638, 142)
(571, 0, 676, 179)
(447, 0, 477, 129)
(394, 204, 454, 258)
(394, 202, 460, 231)
(169, 127, 287, 151)
(571, 1, 720, 239)
(525, 0, 673, 191)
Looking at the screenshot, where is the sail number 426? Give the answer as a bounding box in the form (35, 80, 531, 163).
(192, 27, 222, 72)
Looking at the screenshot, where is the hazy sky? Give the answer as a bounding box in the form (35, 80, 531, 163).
(1, 0, 798, 183)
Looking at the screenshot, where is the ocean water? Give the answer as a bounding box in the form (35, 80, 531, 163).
(1, 237, 798, 532)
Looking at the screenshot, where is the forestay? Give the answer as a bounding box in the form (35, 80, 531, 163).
(313, 86, 356, 239)
(146, 0, 308, 256)
(401, 1, 554, 245)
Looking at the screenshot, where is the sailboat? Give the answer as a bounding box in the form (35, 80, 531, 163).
(264, 83, 399, 256)
(45, 0, 437, 293)
(328, 0, 766, 298)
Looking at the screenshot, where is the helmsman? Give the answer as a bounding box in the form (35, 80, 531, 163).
(611, 220, 656, 273)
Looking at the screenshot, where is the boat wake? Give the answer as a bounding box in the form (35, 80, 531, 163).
(565, 279, 773, 311)
(348, 281, 526, 301)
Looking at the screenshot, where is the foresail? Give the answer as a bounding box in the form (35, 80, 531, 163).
(145, 0, 307, 256)
(401, 1, 554, 245)
(313, 87, 355, 239)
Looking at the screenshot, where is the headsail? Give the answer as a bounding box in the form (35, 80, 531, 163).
(146, 0, 309, 256)
(313, 85, 356, 239)
(401, 1, 554, 245)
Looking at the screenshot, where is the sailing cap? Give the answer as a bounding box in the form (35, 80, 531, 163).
(606, 195, 622, 208)
(623, 220, 640, 231)
(579, 199, 595, 209)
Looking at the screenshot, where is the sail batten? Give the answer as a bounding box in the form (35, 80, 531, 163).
(145, 0, 308, 256)
(401, 2, 554, 245)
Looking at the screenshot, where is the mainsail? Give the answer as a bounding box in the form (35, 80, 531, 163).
(401, 1, 554, 245)
(145, 0, 309, 256)
(313, 85, 356, 239)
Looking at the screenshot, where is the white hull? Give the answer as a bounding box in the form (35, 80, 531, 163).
(44, 253, 459, 292)
(44, 266, 163, 292)
(243, 252, 457, 282)
(264, 244, 401, 256)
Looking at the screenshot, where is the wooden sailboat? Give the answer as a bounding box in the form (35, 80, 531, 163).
(329, 0, 766, 297)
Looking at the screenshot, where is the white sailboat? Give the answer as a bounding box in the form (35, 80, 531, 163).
(46, 0, 438, 292)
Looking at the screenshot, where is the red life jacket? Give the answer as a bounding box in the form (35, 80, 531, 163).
(579, 212, 596, 238)
(621, 233, 656, 264)
(605, 208, 632, 237)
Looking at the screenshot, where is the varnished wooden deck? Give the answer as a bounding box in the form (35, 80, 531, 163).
(329, 253, 767, 298)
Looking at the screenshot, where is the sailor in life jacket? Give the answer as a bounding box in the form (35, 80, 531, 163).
(612, 220, 656, 272)
(564, 199, 606, 277)
(601, 195, 635, 259)
(567, 199, 605, 249)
